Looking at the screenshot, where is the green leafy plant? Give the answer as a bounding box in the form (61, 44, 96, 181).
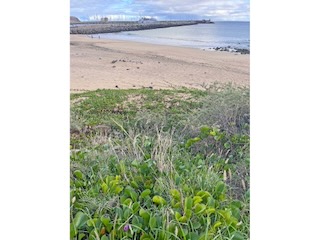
(70, 85, 250, 240)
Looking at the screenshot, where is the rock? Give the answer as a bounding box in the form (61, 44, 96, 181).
(70, 16, 81, 23)
(235, 48, 250, 54)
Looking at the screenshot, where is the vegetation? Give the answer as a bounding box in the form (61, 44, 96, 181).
(70, 84, 250, 240)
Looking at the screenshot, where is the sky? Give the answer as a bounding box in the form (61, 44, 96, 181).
(70, 0, 249, 22)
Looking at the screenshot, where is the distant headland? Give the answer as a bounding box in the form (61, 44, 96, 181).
(70, 16, 214, 34)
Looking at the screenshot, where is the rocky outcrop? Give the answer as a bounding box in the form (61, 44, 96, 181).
(70, 16, 81, 23)
(212, 47, 250, 54)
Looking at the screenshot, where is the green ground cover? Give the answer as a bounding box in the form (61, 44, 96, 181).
(70, 84, 250, 240)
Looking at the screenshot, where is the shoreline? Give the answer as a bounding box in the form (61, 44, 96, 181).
(70, 35, 249, 92)
(88, 34, 250, 54)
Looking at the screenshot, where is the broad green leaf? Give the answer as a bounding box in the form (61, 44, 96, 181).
(152, 195, 167, 205)
(187, 232, 200, 240)
(101, 235, 109, 240)
(70, 222, 77, 238)
(205, 207, 216, 215)
(231, 206, 241, 220)
(101, 183, 108, 193)
(115, 207, 123, 219)
(132, 202, 140, 214)
(208, 221, 222, 234)
(73, 211, 89, 229)
(149, 216, 157, 228)
(123, 198, 133, 206)
(178, 216, 188, 223)
(206, 196, 215, 207)
(131, 159, 139, 168)
(170, 189, 181, 200)
(114, 186, 124, 194)
(172, 200, 181, 208)
(196, 191, 211, 201)
(178, 227, 189, 237)
(218, 210, 232, 223)
(185, 137, 201, 148)
(174, 175, 181, 185)
(215, 181, 225, 197)
(125, 187, 138, 201)
(193, 196, 202, 205)
(224, 142, 231, 149)
(132, 215, 143, 228)
(185, 209, 192, 219)
(130, 180, 139, 189)
(100, 216, 111, 228)
(89, 229, 96, 240)
(213, 221, 222, 229)
(168, 222, 176, 233)
(139, 208, 150, 223)
(124, 208, 132, 219)
(140, 234, 152, 240)
(209, 128, 220, 136)
(194, 204, 206, 215)
(184, 197, 193, 211)
(140, 189, 151, 198)
(73, 170, 83, 180)
(86, 219, 95, 227)
(200, 125, 211, 137)
(192, 220, 201, 230)
(78, 233, 86, 240)
(175, 212, 182, 221)
(74, 180, 83, 188)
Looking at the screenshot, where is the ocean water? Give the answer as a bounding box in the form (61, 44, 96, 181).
(94, 21, 250, 50)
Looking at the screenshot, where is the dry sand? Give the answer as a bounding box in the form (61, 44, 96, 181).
(70, 34, 249, 92)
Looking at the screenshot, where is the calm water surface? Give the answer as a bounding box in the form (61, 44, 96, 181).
(95, 21, 250, 50)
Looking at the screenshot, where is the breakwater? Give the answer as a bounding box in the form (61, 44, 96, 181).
(70, 21, 200, 34)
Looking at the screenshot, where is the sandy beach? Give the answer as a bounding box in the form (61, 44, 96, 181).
(70, 34, 249, 92)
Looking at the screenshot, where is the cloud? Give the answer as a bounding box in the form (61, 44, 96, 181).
(70, 0, 249, 21)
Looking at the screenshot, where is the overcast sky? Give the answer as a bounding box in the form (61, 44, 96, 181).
(70, 0, 249, 21)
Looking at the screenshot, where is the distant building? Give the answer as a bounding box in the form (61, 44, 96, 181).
(197, 19, 214, 24)
(138, 17, 157, 24)
(101, 17, 108, 23)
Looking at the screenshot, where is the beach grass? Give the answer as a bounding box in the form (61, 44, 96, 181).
(70, 83, 250, 240)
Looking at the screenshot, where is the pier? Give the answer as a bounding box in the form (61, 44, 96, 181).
(70, 21, 202, 34)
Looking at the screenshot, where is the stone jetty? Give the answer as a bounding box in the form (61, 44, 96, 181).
(70, 21, 200, 34)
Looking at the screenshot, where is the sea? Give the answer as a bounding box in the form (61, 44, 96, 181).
(93, 21, 250, 51)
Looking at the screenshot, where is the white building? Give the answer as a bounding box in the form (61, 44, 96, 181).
(138, 17, 157, 24)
